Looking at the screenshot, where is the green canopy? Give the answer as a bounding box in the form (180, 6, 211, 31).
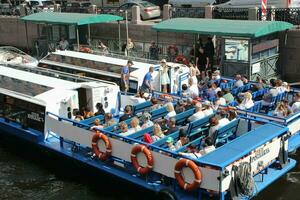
(152, 18, 293, 38)
(21, 12, 123, 26)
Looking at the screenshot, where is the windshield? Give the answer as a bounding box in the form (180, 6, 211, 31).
(43, 1, 54, 6)
(30, 1, 39, 6)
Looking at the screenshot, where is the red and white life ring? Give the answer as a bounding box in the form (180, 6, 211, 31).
(131, 144, 154, 175)
(91, 131, 112, 161)
(174, 158, 202, 191)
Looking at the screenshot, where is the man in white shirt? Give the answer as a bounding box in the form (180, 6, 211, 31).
(187, 77, 199, 99)
(58, 36, 69, 50)
(175, 129, 189, 150)
(188, 102, 205, 122)
(234, 74, 244, 88)
(292, 93, 300, 113)
(218, 110, 230, 128)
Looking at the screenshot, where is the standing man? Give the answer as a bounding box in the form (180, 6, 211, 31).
(205, 37, 215, 71)
(121, 60, 133, 93)
(141, 66, 154, 93)
(149, 41, 159, 60)
(196, 46, 209, 74)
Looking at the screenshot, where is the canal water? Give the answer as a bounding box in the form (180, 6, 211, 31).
(0, 133, 300, 200)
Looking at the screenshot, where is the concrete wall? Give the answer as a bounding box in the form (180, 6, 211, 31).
(0, 16, 39, 50)
(1, 16, 300, 82)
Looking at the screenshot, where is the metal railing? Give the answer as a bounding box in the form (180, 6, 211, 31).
(257, 7, 300, 25)
(171, 6, 205, 18)
(212, 7, 249, 20)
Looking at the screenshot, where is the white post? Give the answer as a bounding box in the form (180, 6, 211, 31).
(125, 10, 129, 43)
(88, 24, 91, 46)
(77, 27, 80, 51)
(118, 21, 121, 51)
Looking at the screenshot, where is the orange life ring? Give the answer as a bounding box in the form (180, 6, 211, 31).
(131, 144, 154, 175)
(91, 131, 112, 161)
(175, 55, 189, 66)
(80, 46, 92, 53)
(174, 158, 202, 191)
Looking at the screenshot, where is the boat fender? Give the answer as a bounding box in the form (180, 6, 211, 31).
(174, 158, 202, 191)
(131, 144, 154, 175)
(91, 131, 112, 161)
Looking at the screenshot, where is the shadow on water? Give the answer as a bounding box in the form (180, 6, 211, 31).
(2, 132, 300, 200)
(0, 133, 155, 200)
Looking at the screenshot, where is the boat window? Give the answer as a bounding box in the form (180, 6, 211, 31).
(38, 63, 139, 93)
(0, 75, 52, 97)
(44, 54, 136, 74)
(1, 94, 45, 132)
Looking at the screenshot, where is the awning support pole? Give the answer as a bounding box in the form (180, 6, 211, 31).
(25, 22, 29, 53)
(118, 21, 121, 51)
(88, 24, 91, 46)
(76, 26, 80, 51)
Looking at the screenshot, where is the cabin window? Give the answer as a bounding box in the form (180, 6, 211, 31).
(225, 39, 249, 62)
(1, 94, 45, 132)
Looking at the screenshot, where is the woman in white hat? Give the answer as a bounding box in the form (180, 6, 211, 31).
(160, 59, 170, 93)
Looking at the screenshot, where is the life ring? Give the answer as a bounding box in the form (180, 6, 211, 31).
(131, 144, 154, 175)
(175, 55, 189, 66)
(174, 158, 202, 191)
(159, 93, 173, 101)
(91, 131, 112, 161)
(80, 46, 92, 53)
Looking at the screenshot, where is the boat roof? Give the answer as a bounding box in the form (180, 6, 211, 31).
(199, 123, 288, 168)
(51, 50, 155, 70)
(0, 65, 81, 90)
(152, 18, 293, 38)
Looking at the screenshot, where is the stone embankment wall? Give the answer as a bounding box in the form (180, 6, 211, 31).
(1, 16, 300, 82)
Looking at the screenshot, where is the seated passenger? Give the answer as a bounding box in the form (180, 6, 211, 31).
(184, 98, 194, 110)
(218, 110, 230, 127)
(175, 129, 189, 150)
(166, 137, 176, 151)
(128, 117, 142, 133)
(119, 105, 133, 122)
(175, 100, 186, 114)
(83, 107, 94, 119)
(202, 101, 214, 116)
(262, 79, 279, 106)
(242, 75, 249, 85)
(179, 144, 201, 159)
(214, 91, 226, 107)
(165, 117, 178, 135)
(188, 102, 205, 122)
(94, 102, 105, 116)
(119, 121, 130, 137)
(208, 117, 220, 138)
(150, 97, 161, 111)
(181, 84, 189, 97)
(90, 119, 103, 131)
(141, 112, 154, 129)
(186, 77, 199, 98)
(273, 102, 288, 118)
(164, 103, 176, 121)
(199, 137, 216, 156)
(212, 70, 221, 80)
(143, 133, 153, 144)
(228, 110, 237, 121)
(205, 83, 216, 101)
(237, 92, 254, 110)
(252, 76, 265, 92)
(152, 123, 165, 142)
(74, 110, 84, 122)
(212, 82, 221, 94)
(103, 113, 117, 127)
(291, 93, 300, 113)
(233, 74, 244, 88)
(223, 88, 235, 104)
